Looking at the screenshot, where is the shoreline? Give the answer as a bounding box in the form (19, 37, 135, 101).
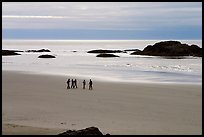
(2, 69, 202, 85)
(2, 70, 202, 135)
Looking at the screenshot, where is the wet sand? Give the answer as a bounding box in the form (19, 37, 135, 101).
(2, 70, 202, 135)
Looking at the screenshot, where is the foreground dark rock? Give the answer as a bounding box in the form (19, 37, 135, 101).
(58, 127, 105, 135)
(96, 53, 120, 58)
(2, 50, 23, 56)
(26, 49, 51, 52)
(88, 49, 126, 54)
(38, 54, 56, 58)
(131, 41, 202, 57)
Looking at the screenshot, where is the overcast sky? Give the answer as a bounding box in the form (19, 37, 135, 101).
(2, 2, 202, 40)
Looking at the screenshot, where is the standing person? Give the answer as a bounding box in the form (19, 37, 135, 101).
(75, 79, 78, 88)
(66, 78, 70, 89)
(89, 79, 93, 90)
(71, 79, 74, 88)
(82, 80, 86, 89)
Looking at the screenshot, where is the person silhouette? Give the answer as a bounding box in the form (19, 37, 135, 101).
(82, 80, 86, 89)
(74, 79, 78, 88)
(71, 79, 74, 88)
(66, 79, 70, 89)
(89, 79, 93, 90)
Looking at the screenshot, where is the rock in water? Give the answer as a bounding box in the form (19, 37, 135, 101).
(26, 49, 51, 52)
(38, 55, 56, 58)
(124, 49, 141, 52)
(131, 41, 202, 57)
(88, 49, 125, 53)
(58, 127, 104, 135)
(2, 50, 22, 56)
(96, 53, 120, 58)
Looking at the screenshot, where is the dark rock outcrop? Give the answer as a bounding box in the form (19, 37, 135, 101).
(58, 127, 104, 135)
(26, 49, 51, 52)
(38, 54, 56, 58)
(96, 53, 120, 58)
(131, 41, 202, 57)
(2, 50, 23, 56)
(88, 49, 126, 54)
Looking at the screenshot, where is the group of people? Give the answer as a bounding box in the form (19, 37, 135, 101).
(66, 79, 78, 89)
(66, 79, 93, 90)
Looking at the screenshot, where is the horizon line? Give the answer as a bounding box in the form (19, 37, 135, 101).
(2, 39, 202, 41)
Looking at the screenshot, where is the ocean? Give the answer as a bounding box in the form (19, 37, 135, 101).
(2, 40, 202, 84)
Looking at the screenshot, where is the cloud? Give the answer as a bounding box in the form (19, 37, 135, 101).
(2, 2, 202, 30)
(2, 15, 66, 19)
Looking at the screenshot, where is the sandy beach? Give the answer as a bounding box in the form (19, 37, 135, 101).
(2, 70, 202, 135)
